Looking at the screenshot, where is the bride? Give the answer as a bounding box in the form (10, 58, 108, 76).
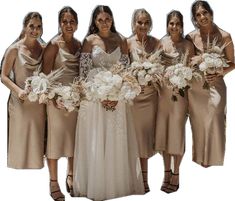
(73, 5, 144, 201)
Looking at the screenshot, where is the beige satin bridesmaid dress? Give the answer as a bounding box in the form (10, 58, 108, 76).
(46, 38, 80, 159)
(129, 41, 158, 158)
(187, 30, 226, 166)
(155, 36, 188, 156)
(8, 43, 46, 169)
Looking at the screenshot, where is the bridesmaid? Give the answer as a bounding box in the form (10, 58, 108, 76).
(186, 1, 234, 167)
(127, 8, 160, 193)
(1, 12, 46, 169)
(155, 10, 195, 193)
(41, 6, 81, 201)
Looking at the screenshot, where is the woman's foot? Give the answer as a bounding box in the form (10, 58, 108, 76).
(66, 175, 74, 197)
(160, 170, 172, 192)
(164, 172, 179, 193)
(50, 180, 65, 201)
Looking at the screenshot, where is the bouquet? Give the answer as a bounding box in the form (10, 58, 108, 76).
(164, 52, 201, 101)
(53, 77, 86, 112)
(24, 67, 64, 103)
(191, 37, 229, 89)
(130, 44, 164, 87)
(84, 64, 141, 111)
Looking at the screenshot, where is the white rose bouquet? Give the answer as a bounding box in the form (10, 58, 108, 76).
(164, 52, 201, 101)
(130, 46, 164, 87)
(191, 37, 229, 89)
(24, 67, 64, 103)
(53, 77, 85, 112)
(84, 64, 141, 111)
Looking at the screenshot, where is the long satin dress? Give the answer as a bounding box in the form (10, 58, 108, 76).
(155, 37, 188, 156)
(186, 30, 226, 166)
(7, 43, 46, 169)
(46, 38, 80, 159)
(128, 42, 158, 158)
(73, 46, 144, 200)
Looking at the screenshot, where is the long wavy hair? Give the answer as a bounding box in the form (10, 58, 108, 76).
(86, 5, 117, 36)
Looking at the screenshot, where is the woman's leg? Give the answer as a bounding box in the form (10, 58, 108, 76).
(166, 154, 183, 193)
(141, 158, 149, 193)
(47, 158, 65, 201)
(161, 152, 172, 192)
(66, 157, 74, 196)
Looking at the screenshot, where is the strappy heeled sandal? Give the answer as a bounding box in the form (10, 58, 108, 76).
(160, 170, 172, 193)
(142, 170, 150, 193)
(164, 172, 179, 193)
(66, 175, 74, 197)
(50, 179, 65, 201)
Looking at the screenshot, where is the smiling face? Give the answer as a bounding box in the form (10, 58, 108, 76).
(167, 15, 182, 37)
(195, 5, 213, 27)
(60, 12, 77, 35)
(24, 17, 42, 39)
(134, 13, 151, 35)
(95, 11, 113, 33)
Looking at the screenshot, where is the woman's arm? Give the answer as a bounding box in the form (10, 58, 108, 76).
(223, 33, 235, 75)
(1, 46, 26, 99)
(41, 41, 58, 75)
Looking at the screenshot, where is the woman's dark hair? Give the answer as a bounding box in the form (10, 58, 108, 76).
(131, 8, 153, 34)
(166, 10, 184, 36)
(86, 5, 117, 36)
(58, 6, 78, 31)
(191, 0, 213, 27)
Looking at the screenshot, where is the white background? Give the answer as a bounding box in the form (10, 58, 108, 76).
(0, 0, 235, 201)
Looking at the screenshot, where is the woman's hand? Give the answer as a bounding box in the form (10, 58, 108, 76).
(18, 89, 27, 101)
(204, 73, 219, 84)
(140, 85, 145, 94)
(55, 98, 65, 110)
(102, 100, 118, 111)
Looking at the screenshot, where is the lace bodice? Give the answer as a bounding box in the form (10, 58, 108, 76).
(92, 46, 121, 69)
(80, 45, 129, 77)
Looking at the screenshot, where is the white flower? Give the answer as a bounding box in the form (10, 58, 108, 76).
(28, 92, 38, 102)
(145, 74, 152, 82)
(138, 70, 146, 77)
(48, 91, 56, 99)
(199, 62, 208, 71)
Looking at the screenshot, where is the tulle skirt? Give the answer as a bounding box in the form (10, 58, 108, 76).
(73, 100, 144, 200)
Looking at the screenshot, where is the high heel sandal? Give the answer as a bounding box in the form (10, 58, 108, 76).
(66, 175, 74, 197)
(165, 172, 179, 193)
(142, 170, 150, 193)
(160, 170, 172, 193)
(50, 179, 65, 201)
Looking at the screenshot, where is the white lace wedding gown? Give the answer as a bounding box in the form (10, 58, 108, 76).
(73, 46, 144, 200)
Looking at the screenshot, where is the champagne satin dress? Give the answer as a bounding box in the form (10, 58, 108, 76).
(128, 39, 158, 158)
(8, 43, 46, 169)
(155, 36, 188, 156)
(46, 38, 80, 159)
(186, 30, 226, 166)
